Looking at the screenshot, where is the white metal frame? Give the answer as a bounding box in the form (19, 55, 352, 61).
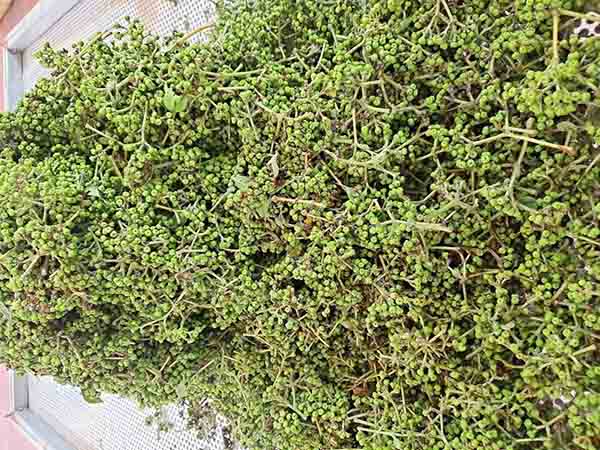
(7, 372, 73, 450)
(5, 4, 81, 448)
(8, 370, 28, 411)
(2, 0, 80, 111)
(3, 45, 23, 111)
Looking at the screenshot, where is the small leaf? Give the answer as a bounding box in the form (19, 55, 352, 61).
(268, 153, 279, 179)
(518, 195, 538, 209)
(556, 121, 577, 132)
(176, 382, 187, 398)
(232, 175, 251, 192)
(256, 199, 270, 218)
(323, 86, 337, 97)
(164, 88, 179, 112)
(86, 185, 101, 197)
(174, 96, 190, 113)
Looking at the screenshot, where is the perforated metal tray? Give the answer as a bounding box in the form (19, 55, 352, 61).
(28, 375, 231, 450)
(576, 16, 600, 37)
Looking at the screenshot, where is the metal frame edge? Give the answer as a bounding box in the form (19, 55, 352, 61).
(7, 370, 28, 412)
(3, 45, 23, 111)
(6, 0, 81, 50)
(4, 3, 78, 449)
(14, 409, 74, 450)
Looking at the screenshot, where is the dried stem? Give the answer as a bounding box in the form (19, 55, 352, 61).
(552, 10, 560, 65)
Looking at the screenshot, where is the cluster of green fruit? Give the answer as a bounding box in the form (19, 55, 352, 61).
(1, 1, 599, 449)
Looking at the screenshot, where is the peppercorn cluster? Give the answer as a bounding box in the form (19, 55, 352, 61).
(1, 1, 599, 449)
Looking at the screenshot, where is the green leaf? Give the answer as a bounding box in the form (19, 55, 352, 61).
(323, 85, 337, 97)
(164, 88, 190, 113)
(164, 88, 179, 112)
(174, 96, 190, 113)
(232, 175, 251, 192)
(86, 185, 101, 197)
(176, 382, 187, 398)
(256, 199, 270, 218)
(557, 121, 577, 132)
(518, 195, 538, 209)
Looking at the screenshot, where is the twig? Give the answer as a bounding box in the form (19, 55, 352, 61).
(58, 31, 110, 81)
(508, 118, 534, 205)
(556, 9, 600, 23)
(21, 254, 41, 278)
(316, 42, 327, 70)
(567, 234, 600, 247)
(552, 10, 560, 65)
(199, 69, 263, 79)
(576, 150, 600, 186)
(378, 219, 452, 233)
(505, 126, 537, 136)
(464, 131, 575, 156)
(156, 205, 181, 224)
(141, 102, 149, 145)
(271, 196, 327, 209)
(506, 132, 576, 156)
(85, 124, 125, 146)
(571, 344, 596, 357)
(169, 23, 214, 50)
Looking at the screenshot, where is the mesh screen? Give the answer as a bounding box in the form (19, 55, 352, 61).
(28, 375, 234, 450)
(575, 18, 600, 37)
(22, 0, 215, 91)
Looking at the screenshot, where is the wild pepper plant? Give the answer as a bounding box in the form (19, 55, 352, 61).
(1, 1, 599, 449)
